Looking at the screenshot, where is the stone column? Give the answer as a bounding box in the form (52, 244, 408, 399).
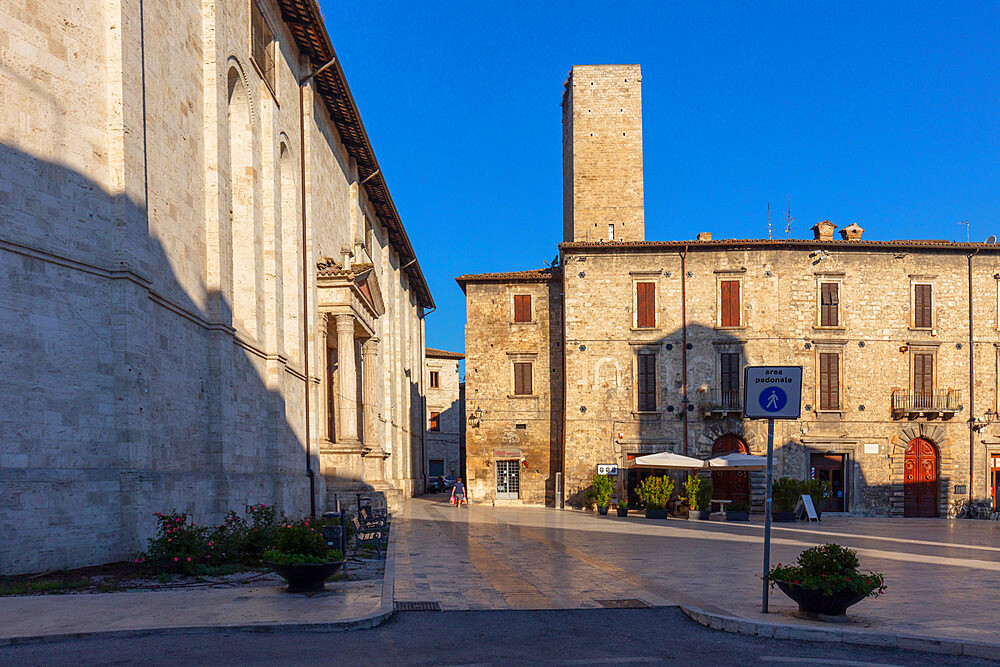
(362, 338, 380, 448)
(318, 314, 331, 442)
(335, 314, 359, 443)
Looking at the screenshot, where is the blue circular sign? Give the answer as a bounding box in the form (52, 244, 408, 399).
(759, 386, 787, 413)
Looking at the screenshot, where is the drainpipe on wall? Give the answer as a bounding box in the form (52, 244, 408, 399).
(681, 245, 689, 458)
(968, 249, 980, 499)
(298, 57, 337, 520)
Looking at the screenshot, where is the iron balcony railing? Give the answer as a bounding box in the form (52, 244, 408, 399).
(891, 390, 962, 416)
(704, 389, 743, 413)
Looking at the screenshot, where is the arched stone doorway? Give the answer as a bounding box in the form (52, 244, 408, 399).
(712, 434, 750, 505)
(904, 438, 938, 517)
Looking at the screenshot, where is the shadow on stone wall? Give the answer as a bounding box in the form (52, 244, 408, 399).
(0, 143, 385, 573)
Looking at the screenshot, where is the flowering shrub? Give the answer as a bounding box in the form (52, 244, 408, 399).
(767, 543, 886, 598)
(146, 512, 209, 573)
(262, 518, 341, 565)
(208, 504, 279, 564)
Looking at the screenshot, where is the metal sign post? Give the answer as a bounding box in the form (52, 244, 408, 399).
(744, 366, 802, 614)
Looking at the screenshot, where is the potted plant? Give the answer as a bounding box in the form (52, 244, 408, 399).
(767, 543, 886, 619)
(726, 500, 751, 521)
(616, 499, 629, 517)
(635, 476, 674, 519)
(771, 477, 801, 522)
(684, 475, 713, 520)
(264, 518, 345, 593)
(588, 473, 613, 515)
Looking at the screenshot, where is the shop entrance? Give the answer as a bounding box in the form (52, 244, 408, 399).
(810, 453, 847, 512)
(711, 435, 750, 506)
(991, 455, 1000, 510)
(496, 460, 520, 500)
(904, 438, 938, 517)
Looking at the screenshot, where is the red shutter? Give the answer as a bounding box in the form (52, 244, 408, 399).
(915, 285, 932, 328)
(636, 282, 655, 328)
(514, 295, 531, 322)
(821, 283, 839, 327)
(721, 281, 740, 327)
(638, 353, 656, 411)
(430, 412, 440, 431)
(514, 362, 532, 395)
(820, 353, 839, 410)
(914, 353, 933, 402)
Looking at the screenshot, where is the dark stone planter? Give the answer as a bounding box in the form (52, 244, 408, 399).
(269, 560, 345, 593)
(726, 511, 750, 521)
(616, 507, 629, 517)
(597, 504, 609, 516)
(774, 581, 869, 619)
(687, 510, 710, 521)
(645, 508, 669, 519)
(772, 511, 798, 522)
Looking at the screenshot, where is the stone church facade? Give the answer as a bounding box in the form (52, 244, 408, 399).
(460, 64, 1000, 517)
(1, 0, 432, 574)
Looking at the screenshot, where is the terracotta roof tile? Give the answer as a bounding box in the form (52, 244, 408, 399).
(425, 347, 465, 360)
(559, 238, 1000, 252)
(455, 267, 561, 286)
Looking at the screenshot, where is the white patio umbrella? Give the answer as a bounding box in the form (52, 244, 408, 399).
(705, 453, 767, 470)
(631, 452, 707, 469)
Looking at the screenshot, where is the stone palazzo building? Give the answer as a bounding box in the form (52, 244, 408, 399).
(459, 64, 1000, 517)
(424, 348, 465, 481)
(1, 0, 432, 573)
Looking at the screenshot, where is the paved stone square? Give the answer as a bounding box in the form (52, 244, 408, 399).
(395, 497, 1000, 643)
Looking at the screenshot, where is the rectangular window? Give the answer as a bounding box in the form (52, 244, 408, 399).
(429, 459, 444, 477)
(250, 1, 275, 93)
(429, 371, 439, 389)
(513, 362, 532, 395)
(429, 411, 440, 431)
(914, 353, 933, 401)
(914, 284, 933, 328)
(820, 283, 840, 327)
(721, 280, 740, 327)
(513, 294, 531, 322)
(608, 223, 615, 240)
(819, 352, 840, 411)
(720, 352, 740, 396)
(636, 282, 655, 328)
(637, 352, 657, 411)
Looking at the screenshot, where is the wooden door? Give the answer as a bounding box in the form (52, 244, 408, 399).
(904, 438, 938, 517)
(810, 454, 846, 512)
(711, 435, 750, 505)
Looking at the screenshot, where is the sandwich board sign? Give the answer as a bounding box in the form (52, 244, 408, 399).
(744, 366, 802, 419)
(795, 494, 820, 522)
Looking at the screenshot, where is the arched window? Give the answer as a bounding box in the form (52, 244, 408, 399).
(227, 67, 260, 339)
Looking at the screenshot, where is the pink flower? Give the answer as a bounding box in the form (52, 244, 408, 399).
(173, 557, 179, 562)
(186, 557, 191, 562)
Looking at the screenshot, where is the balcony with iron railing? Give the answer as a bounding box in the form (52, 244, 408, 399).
(891, 390, 962, 419)
(703, 389, 743, 416)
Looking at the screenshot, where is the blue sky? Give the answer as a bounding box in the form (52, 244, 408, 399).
(322, 1, 1000, 359)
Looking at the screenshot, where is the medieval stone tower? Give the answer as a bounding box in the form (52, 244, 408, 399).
(562, 64, 645, 243)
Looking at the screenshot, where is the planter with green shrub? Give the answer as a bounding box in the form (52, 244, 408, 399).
(770, 477, 801, 521)
(766, 543, 886, 619)
(635, 476, 674, 519)
(683, 475, 713, 520)
(588, 473, 614, 515)
(616, 500, 629, 517)
(726, 500, 751, 521)
(264, 518, 344, 593)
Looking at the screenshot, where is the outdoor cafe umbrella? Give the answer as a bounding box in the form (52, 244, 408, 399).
(705, 452, 767, 470)
(630, 452, 707, 469)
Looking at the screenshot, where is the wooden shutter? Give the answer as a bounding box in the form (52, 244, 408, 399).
(638, 353, 657, 411)
(636, 282, 655, 328)
(721, 281, 740, 327)
(820, 283, 839, 327)
(720, 353, 739, 395)
(914, 353, 933, 400)
(819, 352, 839, 410)
(513, 295, 531, 322)
(514, 362, 532, 395)
(429, 411, 440, 431)
(914, 284, 932, 328)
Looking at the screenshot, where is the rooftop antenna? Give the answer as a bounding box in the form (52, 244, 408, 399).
(959, 219, 969, 243)
(986, 235, 996, 245)
(785, 194, 794, 239)
(767, 202, 772, 240)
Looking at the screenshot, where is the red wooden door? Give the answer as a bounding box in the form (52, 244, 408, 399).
(711, 435, 749, 505)
(904, 438, 938, 517)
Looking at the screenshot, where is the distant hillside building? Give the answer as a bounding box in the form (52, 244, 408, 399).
(458, 64, 1000, 517)
(424, 348, 465, 483)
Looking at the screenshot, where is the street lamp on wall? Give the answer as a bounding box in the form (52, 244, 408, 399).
(468, 406, 484, 428)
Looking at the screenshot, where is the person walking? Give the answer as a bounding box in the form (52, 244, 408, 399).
(451, 477, 467, 507)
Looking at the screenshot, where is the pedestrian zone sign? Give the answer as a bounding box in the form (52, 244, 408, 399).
(744, 366, 802, 419)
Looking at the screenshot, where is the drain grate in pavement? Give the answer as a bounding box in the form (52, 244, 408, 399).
(594, 599, 651, 609)
(394, 600, 442, 612)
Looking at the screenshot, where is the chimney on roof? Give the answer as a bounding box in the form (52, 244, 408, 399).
(840, 223, 864, 241)
(812, 220, 837, 241)
(697, 232, 712, 241)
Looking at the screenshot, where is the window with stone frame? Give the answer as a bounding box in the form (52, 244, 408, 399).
(818, 352, 840, 411)
(720, 279, 741, 327)
(636, 351, 657, 412)
(913, 284, 933, 329)
(429, 370, 439, 389)
(513, 362, 533, 395)
(636, 282, 655, 328)
(429, 411, 440, 431)
(250, 1, 276, 95)
(820, 282, 840, 327)
(513, 294, 532, 323)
